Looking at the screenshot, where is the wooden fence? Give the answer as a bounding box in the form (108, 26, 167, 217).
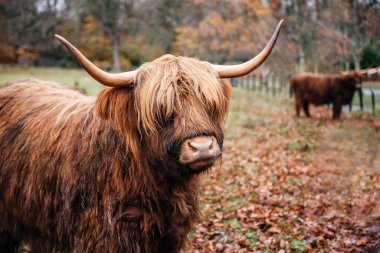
(231, 73, 289, 97)
(232, 74, 379, 115)
(350, 86, 380, 115)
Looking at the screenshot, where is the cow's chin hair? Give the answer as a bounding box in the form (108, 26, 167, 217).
(156, 159, 216, 182)
(176, 156, 222, 178)
(182, 162, 215, 175)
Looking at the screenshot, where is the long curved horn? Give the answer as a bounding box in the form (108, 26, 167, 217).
(55, 34, 136, 87)
(213, 20, 284, 78)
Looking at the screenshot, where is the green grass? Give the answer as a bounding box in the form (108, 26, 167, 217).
(288, 139, 312, 152)
(290, 239, 307, 253)
(364, 84, 380, 90)
(351, 84, 380, 110)
(245, 230, 258, 249)
(224, 218, 242, 229)
(273, 122, 290, 136)
(0, 66, 102, 96)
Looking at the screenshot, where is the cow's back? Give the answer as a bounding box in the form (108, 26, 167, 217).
(0, 78, 103, 251)
(0, 78, 92, 130)
(291, 73, 341, 105)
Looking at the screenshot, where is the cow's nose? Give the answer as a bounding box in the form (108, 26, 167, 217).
(179, 136, 221, 170)
(188, 138, 213, 154)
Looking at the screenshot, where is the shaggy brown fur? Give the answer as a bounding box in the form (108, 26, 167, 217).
(291, 72, 361, 119)
(0, 55, 232, 252)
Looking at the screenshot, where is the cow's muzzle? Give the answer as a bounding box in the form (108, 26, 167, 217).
(179, 136, 221, 171)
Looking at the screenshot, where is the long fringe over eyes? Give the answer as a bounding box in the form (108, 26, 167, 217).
(134, 55, 228, 136)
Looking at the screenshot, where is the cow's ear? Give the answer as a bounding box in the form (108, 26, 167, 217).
(96, 87, 134, 132)
(220, 79, 232, 101)
(219, 79, 233, 118)
(96, 88, 113, 120)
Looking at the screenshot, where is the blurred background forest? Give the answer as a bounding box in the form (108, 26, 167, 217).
(0, 0, 379, 83)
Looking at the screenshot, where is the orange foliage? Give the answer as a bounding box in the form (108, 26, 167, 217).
(0, 43, 16, 63)
(16, 48, 40, 60)
(173, 0, 274, 63)
(78, 15, 113, 69)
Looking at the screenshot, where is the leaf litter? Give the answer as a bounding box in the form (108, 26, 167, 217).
(186, 90, 380, 252)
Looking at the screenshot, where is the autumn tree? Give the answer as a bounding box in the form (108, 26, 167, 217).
(83, 0, 135, 72)
(173, 0, 276, 63)
(0, 0, 378, 75)
(0, 0, 64, 64)
(139, 0, 189, 53)
(277, 0, 379, 72)
(280, 0, 318, 72)
(326, 0, 380, 70)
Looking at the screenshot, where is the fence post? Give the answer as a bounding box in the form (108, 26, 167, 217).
(269, 75, 273, 96)
(253, 75, 255, 91)
(371, 89, 375, 116)
(230, 78, 237, 87)
(249, 74, 253, 91)
(255, 75, 259, 93)
(241, 75, 245, 89)
(259, 75, 263, 94)
(251, 75, 254, 91)
(275, 77, 280, 97)
(358, 89, 364, 111)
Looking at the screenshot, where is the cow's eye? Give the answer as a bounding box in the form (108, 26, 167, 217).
(207, 106, 219, 121)
(168, 112, 175, 122)
(159, 112, 175, 128)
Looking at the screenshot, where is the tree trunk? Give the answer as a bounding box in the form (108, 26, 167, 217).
(343, 28, 350, 71)
(299, 47, 305, 72)
(353, 51, 361, 70)
(345, 60, 350, 71)
(112, 34, 121, 72)
(314, 62, 319, 74)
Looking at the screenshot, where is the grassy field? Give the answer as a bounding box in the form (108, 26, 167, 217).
(0, 65, 102, 96)
(1, 67, 380, 251)
(351, 84, 380, 112)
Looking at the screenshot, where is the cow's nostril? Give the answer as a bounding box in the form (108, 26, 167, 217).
(189, 139, 213, 153)
(187, 140, 198, 153)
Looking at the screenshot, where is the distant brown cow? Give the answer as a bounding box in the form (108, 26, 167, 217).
(291, 72, 362, 119)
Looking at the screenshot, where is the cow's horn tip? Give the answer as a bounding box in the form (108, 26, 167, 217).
(54, 34, 69, 43)
(278, 19, 285, 28)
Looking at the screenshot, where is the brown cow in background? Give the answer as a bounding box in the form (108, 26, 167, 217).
(291, 71, 362, 119)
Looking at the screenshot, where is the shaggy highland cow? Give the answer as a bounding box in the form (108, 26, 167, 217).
(291, 71, 362, 119)
(0, 21, 283, 253)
